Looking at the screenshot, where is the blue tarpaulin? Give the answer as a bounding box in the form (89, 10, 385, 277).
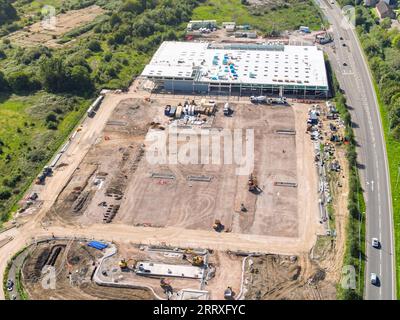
(87, 241, 108, 250)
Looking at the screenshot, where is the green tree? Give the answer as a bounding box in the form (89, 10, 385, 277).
(0, 0, 17, 26)
(40, 57, 67, 93)
(392, 34, 400, 49)
(87, 40, 102, 52)
(68, 65, 94, 94)
(6, 71, 38, 92)
(0, 71, 9, 91)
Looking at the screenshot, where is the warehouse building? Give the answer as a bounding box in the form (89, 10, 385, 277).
(141, 41, 329, 97)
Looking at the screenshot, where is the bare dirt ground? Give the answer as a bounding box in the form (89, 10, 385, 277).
(48, 97, 317, 242)
(0, 81, 348, 300)
(244, 253, 337, 299)
(118, 102, 299, 238)
(7, 5, 104, 48)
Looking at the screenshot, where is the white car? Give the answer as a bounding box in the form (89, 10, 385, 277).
(370, 273, 378, 285)
(372, 238, 380, 248)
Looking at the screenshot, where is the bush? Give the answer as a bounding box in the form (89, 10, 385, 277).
(87, 40, 102, 52)
(0, 189, 11, 200)
(45, 113, 58, 123)
(6, 71, 40, 93)
(28, 150, 46, 163)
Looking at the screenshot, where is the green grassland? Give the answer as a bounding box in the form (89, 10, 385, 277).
(192, 0, 325, 35)
(0, 92, 90, 219)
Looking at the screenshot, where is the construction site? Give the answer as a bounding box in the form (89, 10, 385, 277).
(0, 14, 353, 296)
(0, 74, 352, 299)
(16, 238, 339, 300)
(43, 94, 316, 241)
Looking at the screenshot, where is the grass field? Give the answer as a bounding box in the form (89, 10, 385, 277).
(192, 0, 325, 34)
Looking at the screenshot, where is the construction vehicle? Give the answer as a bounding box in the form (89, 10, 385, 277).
(223, 103, 231, 116)
(248, 173, 258, 192)
(224, 287, 234, 299)
(43, 166, 53, 176)
(250, 96, 267, 104)
(183, 254, 204, 266)
(35, 174, 46, 185)
(119, 258, 135, 270)
(213, 219, 224, 232)
(160, 278, 173, 295)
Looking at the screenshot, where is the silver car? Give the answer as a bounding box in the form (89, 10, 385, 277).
(370, 273, 378, 285)
(372, 238, 380, 248)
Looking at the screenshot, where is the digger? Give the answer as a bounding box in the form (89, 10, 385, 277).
(248, 173, 258, 192)
(183, 254, 204, 266)
(119, 258, 135, 271)
(213, 219, 224, 232)
(160, 278, 173, 295)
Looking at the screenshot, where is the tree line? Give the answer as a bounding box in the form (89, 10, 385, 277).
(0, 0, 205, 96)
(354, 5, 400, 140)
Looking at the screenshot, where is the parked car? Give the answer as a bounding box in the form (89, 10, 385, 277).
(372, 238, 380, 248)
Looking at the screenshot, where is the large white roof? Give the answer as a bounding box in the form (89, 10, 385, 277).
(141, 41, 328, 88)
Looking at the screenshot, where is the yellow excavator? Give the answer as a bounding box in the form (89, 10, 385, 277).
(119, 258, 135, 270)
(186, 255, 204, 266)
(182, 249, 204, 266)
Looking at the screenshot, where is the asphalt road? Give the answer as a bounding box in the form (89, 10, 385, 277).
(317, 0, 395, 299)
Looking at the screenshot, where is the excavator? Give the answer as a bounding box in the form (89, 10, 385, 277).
(184, 255, 204, 266)
(248, 173, 258, 192)
(182, 249, 204, 266)
(213, 219, 224, 232)
(119, 258, 136, 270)
(160, 278, 173, 295)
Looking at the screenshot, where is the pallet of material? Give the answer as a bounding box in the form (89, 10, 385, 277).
(274, 182, 298, 187)
(275, 130, 296, 135)
(150, 173, 176, 179)
(187, 175, 213, 182)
